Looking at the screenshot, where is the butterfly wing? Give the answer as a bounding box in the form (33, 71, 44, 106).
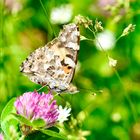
(20, 23, 80, 92)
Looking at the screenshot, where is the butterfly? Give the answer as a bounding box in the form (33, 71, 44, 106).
(20, 23, 80, 93)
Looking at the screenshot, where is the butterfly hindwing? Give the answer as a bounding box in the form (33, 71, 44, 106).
(20, 23, 80, 92)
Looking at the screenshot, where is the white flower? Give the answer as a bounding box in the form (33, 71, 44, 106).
(108, 56, 117, 67)
(57, 106, 71, 123)
(95, 30, 115, 51)
(50, 4, 73, 24)
(111, 112, 121, 122)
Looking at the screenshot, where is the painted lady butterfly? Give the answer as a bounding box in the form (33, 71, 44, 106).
(20, 23, 80, 93)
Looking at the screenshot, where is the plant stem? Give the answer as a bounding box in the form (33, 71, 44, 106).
(87, 26, 137, 122)
(114, 69, 137, 121)
(39, 0, 56, 37)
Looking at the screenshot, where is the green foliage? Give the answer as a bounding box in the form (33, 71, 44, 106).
(0, 98, 20, 140)
(1, 98, 16, 121)
(40, 129, 67, 140)
(32, 119, 46, 128)
(25, 130, 66, 140)
(12, 114, 33, 127)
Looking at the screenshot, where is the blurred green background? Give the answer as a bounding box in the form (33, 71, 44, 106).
(1, 0, 140, 140)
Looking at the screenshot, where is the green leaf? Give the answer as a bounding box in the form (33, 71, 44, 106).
(1, 98, 16, 121)
(49, 126, 59, 132)
(12, 113, 32, 126)
(25, 131, 50, 140)
(1, 120, 9, 138)
(80, 35, 88, 41)
(32, 118, 46, 128)
(1, 118, 19, 139)
(40, 129, 67, 140)
(0, 98, 20, 139)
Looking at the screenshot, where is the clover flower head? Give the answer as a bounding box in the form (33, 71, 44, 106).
(0, 133, 4, 140)
(57, 106, 71, 123)
(14, 91, 59, 128)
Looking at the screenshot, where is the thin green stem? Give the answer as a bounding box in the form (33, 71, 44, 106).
(114, 69, 137, 121)
(81, 37, 95, 42)
(115, 35, 123, 43)
(86, 38, 94, 42)
(87, 27, 109, 58)
(39, 0, 56, 37)
(36, 83, 48, 91)
(87, 26, 137, 122)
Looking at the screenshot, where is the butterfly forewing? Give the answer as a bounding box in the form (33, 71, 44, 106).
(20, 23, 80, 92)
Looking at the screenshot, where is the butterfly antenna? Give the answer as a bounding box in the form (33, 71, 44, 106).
(39, 0, 56, 37)
(78, 87, 103, 95)
(54, 92, 60, 97)
(36, 83, 48, 91)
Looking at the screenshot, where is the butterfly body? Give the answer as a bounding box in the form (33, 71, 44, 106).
(20, 23, 80, 93)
